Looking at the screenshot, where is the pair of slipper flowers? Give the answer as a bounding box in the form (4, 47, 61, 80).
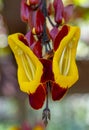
(8, 0, 80, 110)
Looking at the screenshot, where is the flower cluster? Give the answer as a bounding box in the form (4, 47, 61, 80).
(8, 0, 80, 112)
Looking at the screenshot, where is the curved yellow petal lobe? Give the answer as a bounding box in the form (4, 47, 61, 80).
(53, 25, 80, 89)
(8, 33, 43, 94)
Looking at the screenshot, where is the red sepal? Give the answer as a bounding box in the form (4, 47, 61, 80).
(53, 25, 68, 51)
(29, 84, 46, 109)
(28, 9, 45, 35)
(21, 0, 30, 22)
(53, 0, 64, 24)
(51, 82, 67, 101)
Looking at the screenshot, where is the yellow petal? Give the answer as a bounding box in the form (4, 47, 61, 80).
(53, 25, 80, 88)
(8, 33, 43, 94)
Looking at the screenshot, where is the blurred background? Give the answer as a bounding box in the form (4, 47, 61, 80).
(0, 0, 89, 129)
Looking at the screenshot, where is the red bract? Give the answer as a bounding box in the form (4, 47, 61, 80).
(53, 0, 64, 24)
(21, 0, 30, 22)
(28, 9, 45, 35)
(51, 25, 68, 51)
(53, 0, 74, 24)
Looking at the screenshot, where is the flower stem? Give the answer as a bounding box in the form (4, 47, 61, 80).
(47, 14, 59, 27)
(42, 82, 51, 126)
(41, 0, 52, 53)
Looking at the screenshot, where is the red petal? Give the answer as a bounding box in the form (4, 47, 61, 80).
(40, 59, 54, 83)
(29, 84, 46, 109)
(53, 25, 68, 51)
(53, 0, 64, 24)
(35, 9, 45, 34)
(51, 82, 67, 101)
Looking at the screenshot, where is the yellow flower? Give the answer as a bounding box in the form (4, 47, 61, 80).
(8, 24, 80, 109)
(8, 33, 43, 94)
(53, 25, 80, 89)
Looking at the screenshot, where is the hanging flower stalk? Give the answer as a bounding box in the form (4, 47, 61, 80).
(8, 0, 80, 126)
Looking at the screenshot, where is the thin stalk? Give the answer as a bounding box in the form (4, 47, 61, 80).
(42, 82, 51, 126)
(41, 0, 52, 53)
(41, 1, 52, 126)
